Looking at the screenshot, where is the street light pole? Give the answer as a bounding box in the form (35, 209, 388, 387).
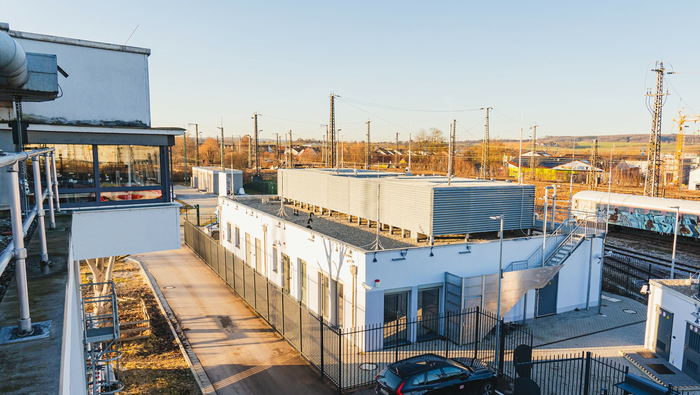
(669, 205, 680, 279)
(188, 123, 199, 167)
(490, 215, 505, 371)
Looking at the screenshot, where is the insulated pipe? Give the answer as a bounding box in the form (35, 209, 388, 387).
(8, 162, 32, 334)
(32, 158, 49, 263)
(542, 188, 550, 267)
(43, 153, 55, 229)
(0, 31, 29, 88)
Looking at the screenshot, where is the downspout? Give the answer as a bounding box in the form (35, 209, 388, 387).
(350, 264, 357, 328)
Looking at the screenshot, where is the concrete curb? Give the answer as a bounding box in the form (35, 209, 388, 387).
(126, 257, 217, 395)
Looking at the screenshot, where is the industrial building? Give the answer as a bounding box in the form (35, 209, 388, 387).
(218, 168, 606, 349)
(0, 23, 181, 394)
(190, 166, 243, 195)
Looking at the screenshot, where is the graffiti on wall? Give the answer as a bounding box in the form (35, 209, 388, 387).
(597, 204, 700, 238)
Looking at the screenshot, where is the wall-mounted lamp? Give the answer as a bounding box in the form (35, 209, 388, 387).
(429, 247, 434, 257)
(362, 282, 372, 290)
(373, 252, 377, 263)
(459, 246, 471, 254)
(374, 279, 380, 288)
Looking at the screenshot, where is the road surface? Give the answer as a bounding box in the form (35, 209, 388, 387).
(137, 233, 335, 395)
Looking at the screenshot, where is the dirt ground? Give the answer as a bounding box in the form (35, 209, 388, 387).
(81, 259, 200, 395)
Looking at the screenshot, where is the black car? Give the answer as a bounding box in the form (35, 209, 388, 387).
(375, 354, 497, 395)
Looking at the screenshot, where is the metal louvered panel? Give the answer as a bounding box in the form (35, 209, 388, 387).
(327, 175, 349, 213)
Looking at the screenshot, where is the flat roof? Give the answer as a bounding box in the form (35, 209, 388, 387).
(6, 25, 151, 55)
(232, 195, 528, 250)
(652, 278, 700, 299)
(304, 168, 523, 188)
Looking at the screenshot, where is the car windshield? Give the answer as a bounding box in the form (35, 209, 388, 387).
(378, 370, 403, 391)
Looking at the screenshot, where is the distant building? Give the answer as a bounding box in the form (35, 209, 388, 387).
(689, 168, 700, 191)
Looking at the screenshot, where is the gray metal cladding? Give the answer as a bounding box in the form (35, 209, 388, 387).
(278, 169, 534, 236)
(432, 184, 534, 235)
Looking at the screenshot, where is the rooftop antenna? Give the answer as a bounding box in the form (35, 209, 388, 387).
(276, 197, 289, 219)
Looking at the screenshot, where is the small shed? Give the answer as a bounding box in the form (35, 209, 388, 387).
(191, 166, 243, 195)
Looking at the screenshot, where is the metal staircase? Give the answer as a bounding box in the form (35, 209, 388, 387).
(81, 281, 123, 395)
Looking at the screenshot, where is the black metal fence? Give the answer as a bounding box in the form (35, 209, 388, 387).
(516, 352, 629, 395)
(184, 220, 534, 391)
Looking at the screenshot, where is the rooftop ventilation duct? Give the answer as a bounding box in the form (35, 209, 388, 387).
(0, 30, 29, 88)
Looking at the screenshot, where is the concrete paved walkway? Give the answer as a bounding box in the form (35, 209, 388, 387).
(137, 233, 334, 395)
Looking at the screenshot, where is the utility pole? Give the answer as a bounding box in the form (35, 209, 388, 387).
(481, 107, 492, 179)
(589, 139, 599, 188)
(530, 123, 538, 180)
(183, 131, 188, 183)
(253, 112, 260, 178)
(644, 61, 669, 197)
(365, 120, 371, 170)
(408, 133, 412, 172)
(395, 133, 399, 168)
(275, 133, 280, 164)
(247, 135, 252, 169)
(451, 119, 456, 176)
(288, 130, 293, 168)
(188, 123, 199, 167)
(329, 93, 336, 168)
(218, 119, 224, 172)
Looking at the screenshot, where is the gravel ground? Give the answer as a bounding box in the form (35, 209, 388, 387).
(236, 196, 511, 251)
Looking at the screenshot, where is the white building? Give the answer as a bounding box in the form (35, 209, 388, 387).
(0, 23, 181, 394)
(644, 279, 700, 383)
(190, 166, 243, 195)
(689, 168, 700, 191)
(218, 169, 606, 349)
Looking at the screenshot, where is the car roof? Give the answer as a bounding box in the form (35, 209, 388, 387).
(390, 354, 455, 377)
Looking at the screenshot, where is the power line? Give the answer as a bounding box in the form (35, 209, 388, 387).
(337, 97, 482, 113)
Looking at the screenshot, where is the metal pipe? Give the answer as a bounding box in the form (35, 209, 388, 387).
(0, 194, 40, 276)
(31, 158, 48, 263)
(8, 162, 32, 334)
(550, 185, 557, 231)
(51, 151, 61, 212)
(586, 236, 593, 309)
(490, 215, 505, 370)
(0, 148, 53, 167)
(43, 153, 55, 228)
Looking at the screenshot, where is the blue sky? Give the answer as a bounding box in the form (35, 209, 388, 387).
(4, 1, 700, 143)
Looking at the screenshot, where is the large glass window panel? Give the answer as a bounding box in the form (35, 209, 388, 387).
(29, 144, 96, 188)
(59, 192, 96, 204)
(98, 145, 161, 187)
(100, 190, 163, 202)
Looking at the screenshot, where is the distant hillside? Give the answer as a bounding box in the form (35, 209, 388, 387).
(539, 134, 675, 143)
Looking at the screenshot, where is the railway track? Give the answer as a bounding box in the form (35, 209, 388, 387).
(604, 245, 700, 279)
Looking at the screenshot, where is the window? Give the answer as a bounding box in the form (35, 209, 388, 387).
(98, 145, 161, 187)
(411, 374, 426, 386)
(234, 226, 240, 248)
(299, 259, 307, 305)
(272, 246, 278, 273)
(282, 254, 291, 293)
(425, 369, 442, 385)
(441, 366, 463, 380)
(337, 282, 344, 327)
(319, 272, 329, 321)
(226, 222, 232, 242)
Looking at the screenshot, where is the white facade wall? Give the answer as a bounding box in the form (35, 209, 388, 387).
(59, 238, 87, 395)
(689, 168, 700, 191)
(644, 281, 698, 370)
(220, 197, 604, 331)
(1, 33, 151, 126)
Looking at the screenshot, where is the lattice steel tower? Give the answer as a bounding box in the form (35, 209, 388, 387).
(329, 93, 336, 168)
(644, 62, 669, 197)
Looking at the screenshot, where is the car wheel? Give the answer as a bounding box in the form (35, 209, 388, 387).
(479, 381, 495, 395)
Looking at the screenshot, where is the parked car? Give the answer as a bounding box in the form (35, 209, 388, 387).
(204, 222, 219, 240)
(375, 354, 497, 395)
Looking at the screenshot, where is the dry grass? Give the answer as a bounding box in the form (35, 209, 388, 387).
(81, 259, 200, 394)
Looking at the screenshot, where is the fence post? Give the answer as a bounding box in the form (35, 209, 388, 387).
(600, 389, 608, 395)
(648, 263, 652, 283)
(320, 316, 325, 378)
(474, 307, 480, 360)
(281, 290, 285, 335)
(583, 351, 592, 395)
(299, 302, 303, 353)
(445, 311, 450, 359)
(196, 204, 200, 226)
(625, 260, 630, 295)
(338, 327, 343, 395)
(498, 320, 506, 375)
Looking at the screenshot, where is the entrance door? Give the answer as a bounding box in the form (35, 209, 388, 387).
(417, 287, 441, 341)
(384, 291, 409, 348)
(683, 322, 700, 382)
(536, 273, 559, 317)
(655, 307, 673, 361)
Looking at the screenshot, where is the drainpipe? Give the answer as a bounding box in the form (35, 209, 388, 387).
(350, 264, 357, 328)
(550, 185, 557, 231)
(586, 236, 593, 310)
